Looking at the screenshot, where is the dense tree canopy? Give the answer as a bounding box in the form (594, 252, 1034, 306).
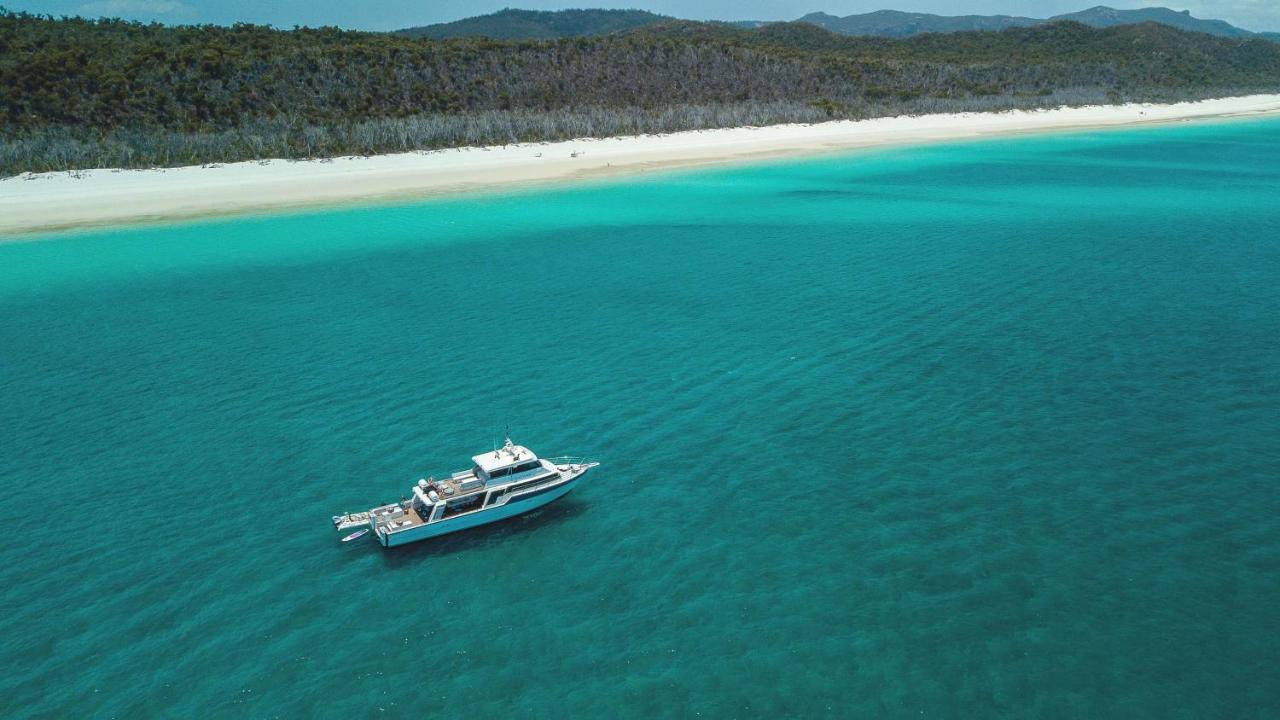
(2, 11, 1278, 174)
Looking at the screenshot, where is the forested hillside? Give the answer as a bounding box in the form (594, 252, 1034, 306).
(3, 10, 1280, 174)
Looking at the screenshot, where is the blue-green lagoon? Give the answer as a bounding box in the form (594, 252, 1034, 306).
(2, 119, 1279, 718)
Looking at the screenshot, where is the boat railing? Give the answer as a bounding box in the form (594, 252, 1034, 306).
(547, 456, 599, 468)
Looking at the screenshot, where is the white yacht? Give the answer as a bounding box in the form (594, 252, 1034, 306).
(333, 438, 598, 547)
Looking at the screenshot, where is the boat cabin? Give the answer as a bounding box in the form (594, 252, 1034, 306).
(472, 443, 547, 482)
(395, 441, 559, 528)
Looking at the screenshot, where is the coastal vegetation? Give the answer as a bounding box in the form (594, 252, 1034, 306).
(3, 10, 1280, 174)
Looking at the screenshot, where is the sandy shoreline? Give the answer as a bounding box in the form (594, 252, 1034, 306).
(4, 94, 1280, 236)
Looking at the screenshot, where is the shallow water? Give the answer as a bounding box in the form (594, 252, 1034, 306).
(2, 119, 1279, 718)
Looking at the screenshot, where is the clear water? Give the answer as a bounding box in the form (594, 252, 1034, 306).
(2, 119, 1279, 718)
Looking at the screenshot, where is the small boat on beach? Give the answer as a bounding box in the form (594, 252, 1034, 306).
(332, 437, 598, 548)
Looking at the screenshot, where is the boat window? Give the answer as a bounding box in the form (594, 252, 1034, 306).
(445, 494, 481, 510)
(509, 475, 552, 494)
(488, 460, 541, 480)
(441, 493, 482, 518)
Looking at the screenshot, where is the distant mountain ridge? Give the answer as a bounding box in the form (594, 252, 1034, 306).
(1051, 6, 1252, 37)
(398, 6, 1277, 41)
(397, 8, 671, 40)
(798, 6, 1268, 39)
(795, 10, 1038, 37)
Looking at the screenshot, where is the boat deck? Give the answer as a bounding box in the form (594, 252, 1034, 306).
(377, 503, 428, 533)
(402, 504, 427, 526)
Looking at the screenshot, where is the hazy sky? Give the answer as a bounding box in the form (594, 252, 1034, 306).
(10, 0, 1280, 33)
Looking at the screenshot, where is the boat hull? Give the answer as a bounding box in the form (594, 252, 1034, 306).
(378, 476, 580, 547)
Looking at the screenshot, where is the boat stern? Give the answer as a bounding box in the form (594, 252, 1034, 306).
(333, 510, 371, 532)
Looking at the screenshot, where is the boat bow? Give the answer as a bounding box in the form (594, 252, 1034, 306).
(549, 456, 600, 479)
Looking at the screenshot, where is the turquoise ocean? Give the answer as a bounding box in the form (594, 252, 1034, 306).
(2, 118, 1279, 718)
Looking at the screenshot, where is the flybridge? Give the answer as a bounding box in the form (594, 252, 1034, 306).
(332, 437, 599, 548)
(474, 442, 539, 475)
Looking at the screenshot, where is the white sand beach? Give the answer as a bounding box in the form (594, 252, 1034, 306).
(3, 93, 1280, 236)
